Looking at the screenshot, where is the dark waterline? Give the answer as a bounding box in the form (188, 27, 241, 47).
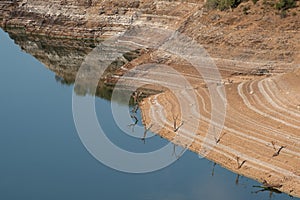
(0, 29, 296, 200)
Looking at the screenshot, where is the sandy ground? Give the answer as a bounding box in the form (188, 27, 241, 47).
(138, 66, 300, 197)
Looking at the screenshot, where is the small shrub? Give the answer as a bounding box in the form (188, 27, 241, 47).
(275, 0, 297, 18)
(206, 0, 242, 10)
(252, 0, 259, 4)
(280, 9, 288, 17)
(275, 0, 297, 10)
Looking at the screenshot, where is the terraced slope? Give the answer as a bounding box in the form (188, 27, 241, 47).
(139, 67, 300, 197)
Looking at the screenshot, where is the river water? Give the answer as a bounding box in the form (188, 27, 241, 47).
(0, 29, 296, 200)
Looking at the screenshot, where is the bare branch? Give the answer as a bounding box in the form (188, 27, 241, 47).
(172, 115, 178, 130)
(273, 146, 286, 157)
(174, 121, 184, 132)
(215, 132, 227, 144)
(271, 141, 276, 151)
(239, 160, 247, 169)
(236, 156, 247, 169)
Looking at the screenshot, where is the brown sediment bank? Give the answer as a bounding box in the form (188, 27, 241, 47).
(139, 68, 300, 197)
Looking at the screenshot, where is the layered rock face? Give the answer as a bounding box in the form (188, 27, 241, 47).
(1, 0, 299, 75)
(1, 0, 200, 38)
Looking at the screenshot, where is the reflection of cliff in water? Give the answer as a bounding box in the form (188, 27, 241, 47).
(3, 28, 157, 103)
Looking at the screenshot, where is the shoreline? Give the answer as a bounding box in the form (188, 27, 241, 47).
(139, 69, 300, 198)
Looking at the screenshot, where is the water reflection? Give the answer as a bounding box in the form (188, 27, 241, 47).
(0, 28, 298, 200)
(4, 27, 160, 105)
(252, 184, 283, 199)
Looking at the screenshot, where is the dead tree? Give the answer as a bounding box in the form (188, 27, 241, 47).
(271, 141, 286, 157)
(173, 115, 184, 132)
(215, 131, 227, 144)
(273, 146, 286, 157)
(271, 141, 277, 151)
(236, 156, 247, 169)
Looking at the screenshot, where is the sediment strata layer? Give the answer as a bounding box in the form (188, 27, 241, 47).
(1, 0, 299, 73)
(140, 68, 300, 197)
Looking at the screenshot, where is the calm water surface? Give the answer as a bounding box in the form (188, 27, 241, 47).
(0, 29, 296, 200)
